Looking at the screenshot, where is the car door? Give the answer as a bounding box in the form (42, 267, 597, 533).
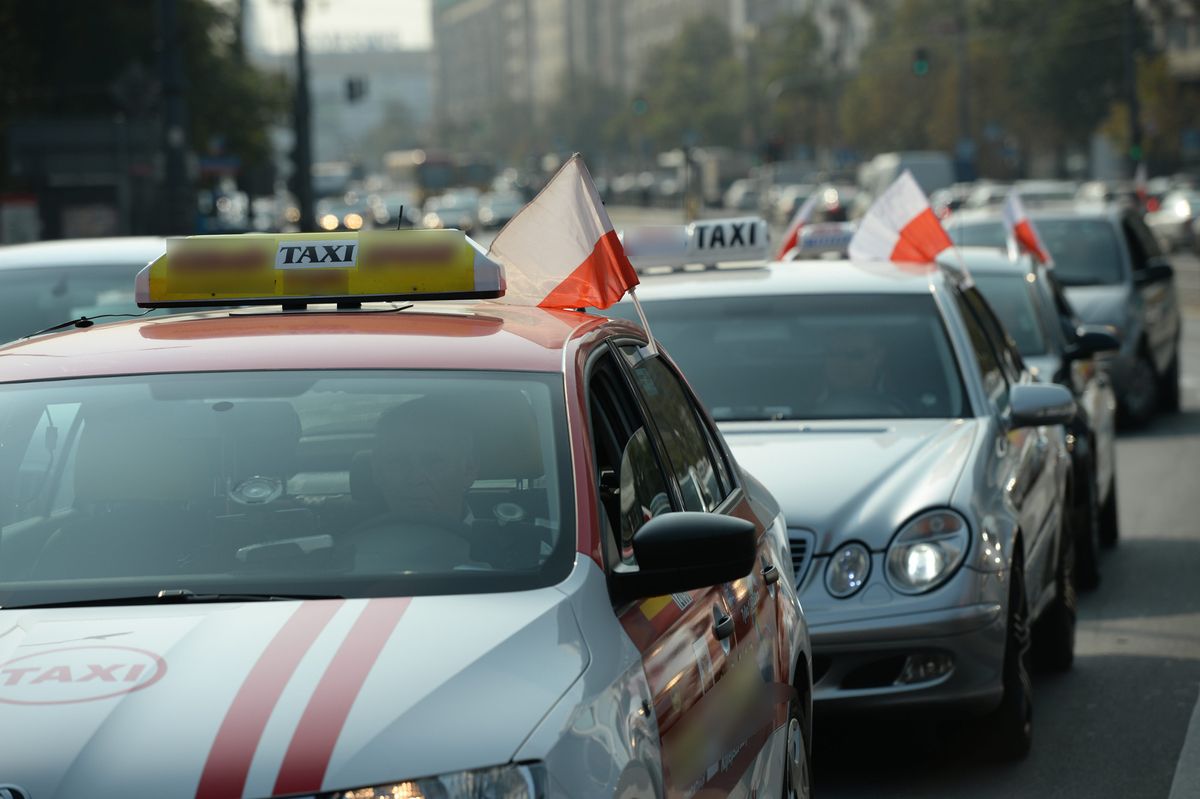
(961, 287, 1063, 608)
(586, 345, 738, 797)
(1122, 212, 1181, 374)
(613, 342, 786, 797)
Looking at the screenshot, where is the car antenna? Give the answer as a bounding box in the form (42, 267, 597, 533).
(22, 309, 157, 339)
(397, 205, 405, 230)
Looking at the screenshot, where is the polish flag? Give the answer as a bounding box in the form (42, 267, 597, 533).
(1134, 161, 1148, 208)
(847, 171, 953, 264)
(488, 155, 639, 310)
(775, 190, 820, 259)
(1002, 191, 1053, 265)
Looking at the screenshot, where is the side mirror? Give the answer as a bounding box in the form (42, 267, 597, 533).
(612, 512, 757, 601)
(1067, 324, 1121, 360)
(1009, 383, 1077, 428)
(1135, 258, 1174, 286)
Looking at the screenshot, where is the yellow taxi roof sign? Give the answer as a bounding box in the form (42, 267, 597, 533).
(135, 229, 505, 308)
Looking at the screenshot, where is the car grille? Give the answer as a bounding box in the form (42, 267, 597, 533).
(788, 529, 816, 588)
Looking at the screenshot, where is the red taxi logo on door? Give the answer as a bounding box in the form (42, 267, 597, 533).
(0, 645, 166, 705)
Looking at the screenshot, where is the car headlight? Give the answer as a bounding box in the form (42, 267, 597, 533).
(316, 762, 546, 799)
(885, 510, 969, 594)
(825, 541, 871, 598)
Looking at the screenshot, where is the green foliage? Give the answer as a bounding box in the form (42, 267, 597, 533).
(0, 0, 288, 184)
(839, 0, 1150, 169)
(637, 16, 747, 150)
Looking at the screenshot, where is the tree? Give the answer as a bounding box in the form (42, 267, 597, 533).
(635, 16, 747, 152)
(0, 0, 288, 189)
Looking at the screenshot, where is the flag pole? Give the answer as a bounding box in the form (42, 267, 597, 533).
(627, 286, 659, 357)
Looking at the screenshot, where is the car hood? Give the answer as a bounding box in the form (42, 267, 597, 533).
(1064, 284, 1131, 331)
(0, 589, 586, 797)
(720, 418, 979, 552)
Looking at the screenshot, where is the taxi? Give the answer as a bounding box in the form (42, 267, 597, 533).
(614, 221, 1080, 760)
(0, 229, 811, 799)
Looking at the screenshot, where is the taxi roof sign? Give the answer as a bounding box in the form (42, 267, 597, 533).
(781, 222, 857, 261)
(135, 229, 505, 308)
(621, 216, 769, 270)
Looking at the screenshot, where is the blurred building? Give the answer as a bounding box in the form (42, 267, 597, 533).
(1140, 0, 1200, 81)
(433, 0, 874, 134)
(254, 47, 433, 166)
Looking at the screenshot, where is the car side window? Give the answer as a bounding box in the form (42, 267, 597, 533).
(953, 291, 1009, 412)
(587, 350, 673, 566)
(964, 287, 1024, 383)
(618, 345, 729, 512)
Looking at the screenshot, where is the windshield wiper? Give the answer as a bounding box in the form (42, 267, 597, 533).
(2, 588, 343, 610)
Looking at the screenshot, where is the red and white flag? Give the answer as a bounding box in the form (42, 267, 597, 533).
(1002, 191, 1053, 265)
(488, 155, 639, 310)
(775, 190, 820, 259)
(847, 171, 953, 263)
(1134, 161, 1148, 208)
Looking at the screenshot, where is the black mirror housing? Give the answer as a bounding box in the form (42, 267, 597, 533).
(1009, 382, 1077, 428)
(611, 512, 757, 601)
(1068, 324, 1121, 360)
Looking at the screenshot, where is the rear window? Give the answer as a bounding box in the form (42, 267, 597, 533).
(950, 218, 1124, 286)
(612, 293, 968, 421)
(0, 370, 573, 608)
(972, 274, 1049, 357)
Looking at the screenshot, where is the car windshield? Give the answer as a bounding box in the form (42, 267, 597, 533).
(0, 370, 572, 608)
(949, 218, 1124, 286)
(612, 293, 967, 421)
(972, 274, 1049, 357)
(0, 265, 146, 344)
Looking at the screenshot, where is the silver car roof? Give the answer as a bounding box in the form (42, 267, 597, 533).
(0, 236, 166, 271)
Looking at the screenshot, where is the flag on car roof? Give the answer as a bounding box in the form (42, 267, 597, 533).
(847, 170, 953, 264)
(775, 190, 820, 259)
(1002, 190, 1054, 266)
(488, 154, 639, 310)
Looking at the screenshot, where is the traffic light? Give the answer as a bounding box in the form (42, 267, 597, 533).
(346, 76, 367, 103)
(912, 47, 930, 76)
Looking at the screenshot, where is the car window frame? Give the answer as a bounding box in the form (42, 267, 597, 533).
(615, 341, 739, 508)
(948, 284, 1012, 414)
(963, 285, 1027, 385)
(582, 342, 681, 573)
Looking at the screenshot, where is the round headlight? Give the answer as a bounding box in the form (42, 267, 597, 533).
(886, 510, 969, 594)
(825, 542, 871, 598)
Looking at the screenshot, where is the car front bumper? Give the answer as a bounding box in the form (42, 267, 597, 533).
(807, 596, 1006, 716)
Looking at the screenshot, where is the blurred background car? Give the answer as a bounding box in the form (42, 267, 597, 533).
(723, 177, 761, 212)
(0, 237, 165, 344)
(476, 191, 525, 229)
(944, 247, 1121, 588)
(421, 189, 481, 233)
(950, 205, 1181, 426)
(1145, 188, 1200, 253)
(316, 191, 371, 232)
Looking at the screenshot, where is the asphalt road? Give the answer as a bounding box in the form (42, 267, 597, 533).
(816, 299, 1200, 797)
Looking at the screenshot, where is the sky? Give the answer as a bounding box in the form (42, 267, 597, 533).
(250, 0, 432, 53)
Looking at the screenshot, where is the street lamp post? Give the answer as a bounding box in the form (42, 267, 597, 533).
(292, 0, 316, 232)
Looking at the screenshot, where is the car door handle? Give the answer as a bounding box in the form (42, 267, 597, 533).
(712, 607, 734, 641)
(761, 562, 780, 585)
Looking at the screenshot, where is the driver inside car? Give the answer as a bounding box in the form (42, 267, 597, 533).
(353, 399, 479, 571)
(812, 327, 896, 416)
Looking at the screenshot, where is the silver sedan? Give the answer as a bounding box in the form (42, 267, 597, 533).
(614, 258, 1079, 759)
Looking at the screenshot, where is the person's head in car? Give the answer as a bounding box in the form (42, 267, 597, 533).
(826, 328, 886, 396)
(372, 400, 478, 528)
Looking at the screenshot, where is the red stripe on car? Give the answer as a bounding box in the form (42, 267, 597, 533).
(194, 600, 344, 799)
(272, 597, 412, 795)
